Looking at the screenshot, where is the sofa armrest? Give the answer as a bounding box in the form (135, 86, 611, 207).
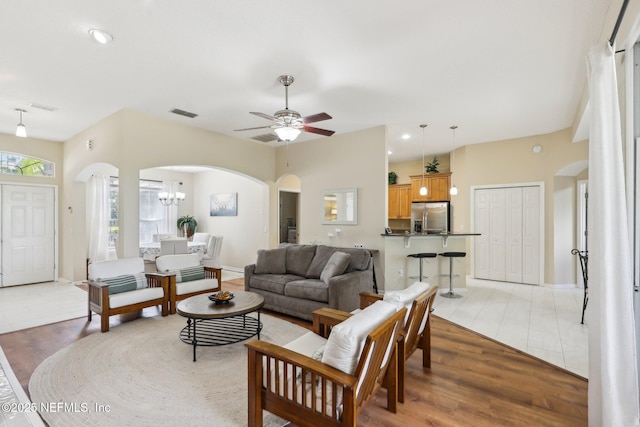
(244, 264, 256, 291)
(328, 269, 375, 312)
(144, 272, 171, 292)
(359, 291, 382, 309)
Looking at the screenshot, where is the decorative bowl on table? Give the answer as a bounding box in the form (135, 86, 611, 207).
(209, 291, 234, 304)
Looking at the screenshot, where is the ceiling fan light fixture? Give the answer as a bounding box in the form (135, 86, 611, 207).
(274, 126, 301, 142)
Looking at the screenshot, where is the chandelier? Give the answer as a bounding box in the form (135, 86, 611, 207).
(158, 182, 185, 206)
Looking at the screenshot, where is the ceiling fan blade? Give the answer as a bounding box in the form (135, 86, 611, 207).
(302, 112, 332, 124)
(234, 125, 273, 132)
(303, 126, 335, 137)
(250, 112, 280, 122)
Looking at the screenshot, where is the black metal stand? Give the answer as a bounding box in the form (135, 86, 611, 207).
(571, 249, 588, 324)
(180, 313, 262, 361)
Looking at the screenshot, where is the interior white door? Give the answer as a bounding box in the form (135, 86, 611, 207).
(521, 186, 541, 284)
(505, 187, 523, 283)
(489, 188, 506, 281)
(1, 185, 55, 286)
(473, 185, 541, 285)
(474, 189, 491, 279)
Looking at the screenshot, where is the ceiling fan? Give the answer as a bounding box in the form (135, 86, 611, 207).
(235, 75, 335, 143)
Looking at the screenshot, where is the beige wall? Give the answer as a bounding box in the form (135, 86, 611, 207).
(454, 128, 588, 285)
(389, 154, 450, 185)
(62, 109, 276, 281)
(388, 128, 588, 285)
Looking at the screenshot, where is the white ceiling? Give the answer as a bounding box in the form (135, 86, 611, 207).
(0, 1, 615, 161)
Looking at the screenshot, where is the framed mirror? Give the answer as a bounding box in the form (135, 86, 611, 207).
(322, 188, 357, 225)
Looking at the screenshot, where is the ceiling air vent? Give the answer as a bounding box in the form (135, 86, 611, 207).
(252, 133, 278, 143)
(29, 102, 57, 112)
(170, 108, 198, 118)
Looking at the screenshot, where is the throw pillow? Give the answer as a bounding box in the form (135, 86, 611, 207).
(319, 251, 351, 284)
(321, 300, 397, 375)
(100, 272, 148, 295)
(168, 265, 206, 283)
(285, 245, 317, 276)
(254, 248, 287, 274)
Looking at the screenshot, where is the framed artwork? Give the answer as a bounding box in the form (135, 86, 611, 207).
(210, 192, 238, 216)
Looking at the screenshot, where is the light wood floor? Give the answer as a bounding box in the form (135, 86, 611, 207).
(0, 279, 587, 426)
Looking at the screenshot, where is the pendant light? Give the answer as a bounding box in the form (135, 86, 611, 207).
(449, 125, 458, 196)
(15, 109, 27, 138)
(419, 124, 428, 196)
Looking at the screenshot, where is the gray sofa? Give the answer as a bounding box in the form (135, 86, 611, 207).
(244, 244, 376, 320)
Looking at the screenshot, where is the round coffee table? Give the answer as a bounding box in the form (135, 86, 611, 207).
(176, 291, 265, 361)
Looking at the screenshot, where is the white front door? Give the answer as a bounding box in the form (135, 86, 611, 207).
(1, 185, 56, 286)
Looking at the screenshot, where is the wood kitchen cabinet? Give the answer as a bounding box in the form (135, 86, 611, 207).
(410, 172, 452, 201)
(388, 184, 412, 219)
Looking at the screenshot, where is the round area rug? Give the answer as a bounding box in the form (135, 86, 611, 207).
(29, 313, 308, 426)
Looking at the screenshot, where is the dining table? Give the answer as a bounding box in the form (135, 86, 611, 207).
(139, 241, 207, 260)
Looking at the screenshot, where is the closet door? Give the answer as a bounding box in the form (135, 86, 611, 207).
(1, 185, 55, 286)
(473, 185, 541, 285)
(505, 187, 523, 283)
(489, 189, 506, 281)
(521, 186, 540, 284)
(474, 189, 491, 279)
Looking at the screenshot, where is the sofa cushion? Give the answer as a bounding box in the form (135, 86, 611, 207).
(100, 272, 148, 295)
(320, 252, 351, 284)
(89, 257, 144, 280)
(321, 300, 397, 375)
(384, 281, 430, 325)
(172, 265, 206, 283)
(305, 245, 336, 279)
(334, 247, 371, 272)
(176, 278, 218, 296)
(285, 245, 317, 277)
(254, 248, 286, 274)
(250, 274, 303, 295)
(110, 287, 163, 308)
(285, 279, 329, 303)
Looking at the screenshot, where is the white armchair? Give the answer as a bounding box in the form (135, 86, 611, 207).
(201, 235, 223, 269)
(87, 257, 169, 332)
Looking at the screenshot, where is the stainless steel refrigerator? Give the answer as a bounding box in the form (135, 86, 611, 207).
(410, 201, 450, 233)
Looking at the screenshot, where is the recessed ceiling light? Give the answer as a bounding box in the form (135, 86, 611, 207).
(89, 29, 114, 44)
(401, 134, 410, 140)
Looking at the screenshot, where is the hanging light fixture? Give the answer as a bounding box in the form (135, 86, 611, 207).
(449, 125, 458, 196)
(15, 109, 27, 138)
(158, 182, 185, 206)
(419, 124, 428, 196)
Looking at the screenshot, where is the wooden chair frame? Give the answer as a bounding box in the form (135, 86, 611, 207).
(88, 272, 170, 332)
(167, 266, 221, 314)
(359, 285, 438, 402)
(246, 308, 406, 427)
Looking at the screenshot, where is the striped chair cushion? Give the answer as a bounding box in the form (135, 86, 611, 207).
(100, 273, 148, 295)
(171, 265, 205, 283)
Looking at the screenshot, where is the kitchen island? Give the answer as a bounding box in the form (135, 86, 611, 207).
(381, 232, 480, 292)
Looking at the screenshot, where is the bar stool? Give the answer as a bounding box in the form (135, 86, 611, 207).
(406, 253, 437, 282)
(439, 252, 466, 299)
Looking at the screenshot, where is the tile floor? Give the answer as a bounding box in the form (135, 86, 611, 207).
(0, 271, 588, 427)
(432, 277, 588, 378)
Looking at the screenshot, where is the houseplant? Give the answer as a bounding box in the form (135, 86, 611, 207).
(388, 172, 398, 185)
(177, 215, 197, 238)
(425, 156, 439, 174)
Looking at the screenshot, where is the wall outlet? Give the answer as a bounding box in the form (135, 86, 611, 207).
(354, 243, 364, 248)
(398, 269, 404, 277)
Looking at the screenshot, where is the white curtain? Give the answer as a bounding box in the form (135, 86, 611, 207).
(587, 41, 640, 426)
(87, 173, 110, 263)
(161, 180, 178, 234)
